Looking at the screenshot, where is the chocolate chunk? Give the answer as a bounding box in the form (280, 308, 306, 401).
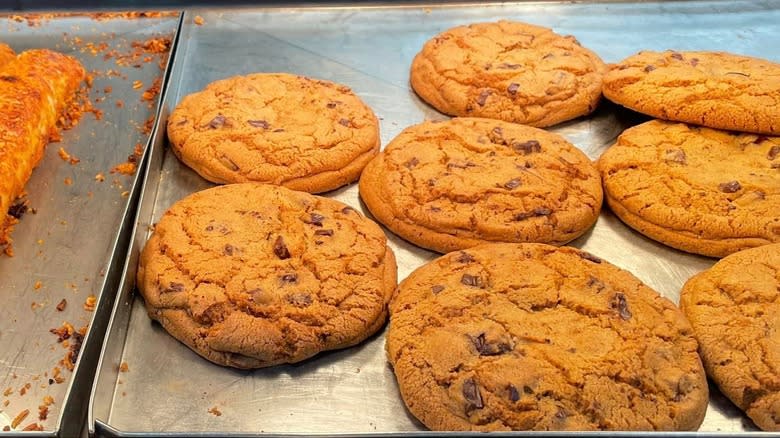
(508, 384, 520, 402)
(306, 213, 325, 227)
(644, 65, 656, 72)
(754, 135, 769, 145)
(273, 128, 285, 133)
(339, 118, 351, 127)
(755, 190, 766, 200)
(504, 178, 521, 189)
(507, 83, 520, 96)
(611, 293, 632, 320)
(286, 293, 312, 308)
(163, 282, 185, 293)
(273, 236, 291, 259)
(513, 207, 552, 221)
(326, 101, 339, 109)
(664, 148, 687, 164)
(555, 408, 568, 420)
(280, 273, 298, 283)
(742, 386, 765, 406)
(512, 140, 541, 155)
(578, 251, 602, 264)
(217, 154, 239, 171)
(404, 157, 420, 169)
(341, 206, 356, 215)
(176, 118, 188, 126)
(207, 114, 227, 129)
(447, 161, 476, 170)
(719, 180, 741, 193)
(542, 53, 554, 60)
(483, 63, 492, 70)
(456, 252, 475, 263)
(431, 285, 445, 294)
(247, 119, 269, 129)
(690, 58, 699, 67)
(476, 90, 491, 106)
(56, 299, 67, 312)
(0, 75, 18, 82)
(223, 244, 235, 256)
(768, 145, 780, 160)
(462, 378, 484, 412)
(670, 52, 684, 60)
(498, 62, 521, 69)
(7, 201, 28, 219)
(314, 229, 334, 236)
(725, 71, 750, 77)
(773, 163, 780, 169)
(471, 333, 511, 356)
(587, 276, 605, 291)
(523, 385, 534, 394)
(461, 274, 483, 288)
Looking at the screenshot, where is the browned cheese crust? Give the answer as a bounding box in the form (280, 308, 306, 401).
(410, 21, 606, 127)
(137, 183, 397, 368)
(680, 243, 780, 431)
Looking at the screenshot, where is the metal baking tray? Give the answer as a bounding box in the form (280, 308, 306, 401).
(0, 11, 180, 437)
(89, 2, 780, 436)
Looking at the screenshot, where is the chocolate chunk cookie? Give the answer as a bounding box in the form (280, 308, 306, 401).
(603, 50, 780, 135)
(387, 243, 708, 431)
(358, 118, 602, 253)
(410, 21, 606, 127)
(598, 120, 780, 257)
(167, 73, 380, 193)
(680, 244, 780, 431)
(137, 183, 397, 368)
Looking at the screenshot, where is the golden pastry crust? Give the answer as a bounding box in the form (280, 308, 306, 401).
(410, 21, 606, 127)
(359, 118, 602, 253)
(680, 244, 780, 431)
(167, 73, 380, 193)
(598, 120, 780, 258)
(137, 183, 397, 369)
(603, 50, 780, 134)
(387, 243, 708, 431)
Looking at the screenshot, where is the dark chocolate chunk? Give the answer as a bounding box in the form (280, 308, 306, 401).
(513, 207, 552, 221)
(471, 333, 511, 356)
(542, 53, 554, 60)
(326, 101, 339, 109)
(223, 244, 235, 256)
(523, 385, 534, 394)
(273, 236, 291, 259)
(280, 273, 298, 283)
(719, 180, 741, 193)
(504, 178, 521, 189)
(456, 252, 475, 263)
(247, 119, 270, 129)
(314, 229, 334, 236)
(447, 161, 476, 170)
(768, 145, 780, 160)
(644, 65, 656, 72)
(7, 201, 28, 219)
(508, 384, 520, 402)
(664, 148, 687, 164)
(460, 274, 483, 288)
(217, 154, 239, 171)
(207, 114, 227, 129)
(431, 285, 445, 294)
(462, 378, 484, 412)
(578, 250, 602, 264)
(273, 128, 285, 133)
(507, 83, 520, 96)
(742, 386, 766, 406)
(611, 293, 632, 320)
(341, 206, 356, 215)
(163, 282, 185, 293)
(339, 118, 351, 127)
(555, 408, 568, 420)
(307, 213, 325, 226)
(404, 157, 420, 169)
(498, 62, 521, 69)
(690, 58, 699, 67)
(476, 90, 491, 106)
(0, 75, 18, 82)
(286, 293, 312, 308)
(512, 140, 541, 155)
(587, 276, 605, 291)
(56, 299, 67, 312)
(670, 52, 684, 60)
(754, 135, 769, 145)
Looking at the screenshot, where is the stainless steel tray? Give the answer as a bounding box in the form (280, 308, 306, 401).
(89, 2, 780, 436)
(0, 12, 180, 437)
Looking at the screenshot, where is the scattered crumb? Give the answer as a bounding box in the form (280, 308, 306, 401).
(52, 367, 64, 384)
(22, 423, 43, 431)
(3, 387, 12, 396)
(2, 399, 8, 407)
(110, 162, 136, 175)
(95, 172, 105, 182)
(119, 361, 129, 373)
(56, 299, 67, 311)
(83, 294, 96, 311)
(194, 15, 204, 25)
(132, 80, 143, 89)
(57, 147, 80, 164)
(142, 77, 162, 101)
(115, 99, 124, 108)
(103, 85, 112, 93)
(208, 406, 222, 417)
(19, 382, 30, 396)
(120, 191, 130, 198)
(37, 239, 44, 245)
(64, 177, 73, 186)
(34, 280, 42, 290)
(38, 404, 48, 421)
(11, 408, 29, 429)
(42, 395, 54, 406)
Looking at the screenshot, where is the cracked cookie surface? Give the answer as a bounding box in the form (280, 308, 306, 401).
(598, 120, 780, 258)
(386, 243, 708, 431)
(410, 21, 606, 127)
(167, 73, 380, 193)
(358, 118, 602, 253)
(137, 183, 397, 368)
(603, 50, 780, 135)
(680, 243, 780, 431)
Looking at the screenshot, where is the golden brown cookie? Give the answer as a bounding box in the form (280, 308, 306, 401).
(167, 73, 380, 193)
(387, 243, 708, 431)
(137, 183, 397, 368)
(598, 120, 780, 258)
(410, 21, 606, 127)
(680, 244, 780, 431)
(359, 118, 602, 253)
(603, 50, 780, 135)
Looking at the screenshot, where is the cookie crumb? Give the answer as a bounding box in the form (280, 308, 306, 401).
(22, 423, 43, 431)
(208, 406, 222, 416)
(194, 15, 204, 25)
(119, 361, 129, 372)
(34, 280, 42, 289)
(132, 80, 143, 89)
(11, 408, 29, 429)
(95, 172, 105, 182)
(56, 299, 67, 311)
(83, 294, 96, 311)
(63, 177, 73, 186)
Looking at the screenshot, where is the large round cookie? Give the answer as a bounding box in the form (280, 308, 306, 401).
(167, 73, 380, 193)
(387, 243, 708, 431)
(410, 21, 606, 127)
(680, 244, 780, 431)
(137, 183, 397, 369)
(603, 50, 780, 135)
(359, 118, 602, 253)
(598, 120, 780, 258)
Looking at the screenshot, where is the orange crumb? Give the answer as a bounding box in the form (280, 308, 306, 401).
(103, 85, 112, 93)
(11, 408, 29, 428)
(83, 295, 96, 311)
(194, 15, 204, 25)
(43, 395, 54, 406)
(64, 177, 73, 186)
(132, 80, 143, 89)
(95, 173, 105, 182)
(34, 280, 42, 290)
(119, 362, 129, 372)
(57, 147, 71, 161)
(3, 387, 12, 396)
(22, 423, 43, 431)
(110, 162, 136, 175)
(208, 406, 222, 416)
(115, 99, 124, 108)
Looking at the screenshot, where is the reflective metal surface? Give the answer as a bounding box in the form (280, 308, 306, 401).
(0, 12, 179, 437)
(91, 2, 780, 436)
